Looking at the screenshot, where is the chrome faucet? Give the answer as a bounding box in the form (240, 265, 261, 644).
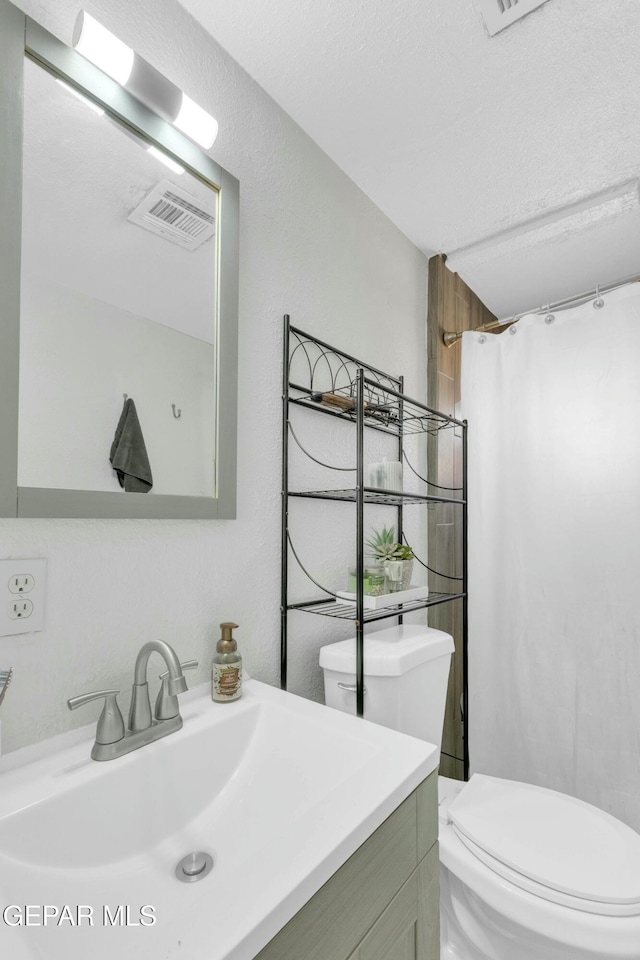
(129, 639, 188, 732)
(68, 640, 197, 762)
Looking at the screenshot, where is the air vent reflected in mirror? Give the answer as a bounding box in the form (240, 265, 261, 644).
(128, 179, 216, 250)
(476, 0, 551, 36)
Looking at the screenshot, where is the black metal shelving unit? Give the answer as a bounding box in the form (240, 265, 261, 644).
(281, 316, 469, 774)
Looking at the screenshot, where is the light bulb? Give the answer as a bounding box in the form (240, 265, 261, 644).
(72, 12, 218, 150)
(73, 12, 134, 86)
(173, 94, 218, 149)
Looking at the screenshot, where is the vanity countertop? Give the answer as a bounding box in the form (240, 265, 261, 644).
(0, 679, 438, 960)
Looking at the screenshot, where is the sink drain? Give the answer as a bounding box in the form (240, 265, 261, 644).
(175, 851, 214, 883)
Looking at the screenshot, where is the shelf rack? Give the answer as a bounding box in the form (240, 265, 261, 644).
(281, 316, 468, 772)
(289, 488, 465, 506)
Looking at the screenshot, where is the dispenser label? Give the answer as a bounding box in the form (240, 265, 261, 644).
(212, 664, 241, 700)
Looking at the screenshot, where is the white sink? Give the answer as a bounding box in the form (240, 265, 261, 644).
(0, 678, 438, 960)
(0, 701, 260, 870)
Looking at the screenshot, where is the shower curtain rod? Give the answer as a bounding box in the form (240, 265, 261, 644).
(443, 271, 640, 347)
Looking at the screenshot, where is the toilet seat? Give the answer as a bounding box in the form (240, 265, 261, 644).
(447, 774, 640, 918)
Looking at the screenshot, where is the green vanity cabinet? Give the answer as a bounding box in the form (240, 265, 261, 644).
(255, 770, 439, 960)
(348, 847, 439, 960)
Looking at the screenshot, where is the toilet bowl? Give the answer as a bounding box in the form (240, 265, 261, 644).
(320, 626, 640, 960)
(438, 774, 640, 960)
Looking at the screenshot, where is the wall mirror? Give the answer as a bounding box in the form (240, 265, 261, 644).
(0, 1, 238, 518)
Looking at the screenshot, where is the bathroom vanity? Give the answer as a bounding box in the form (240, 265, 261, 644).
(255, 772, 439, 960)
(0, 679, 439, 960)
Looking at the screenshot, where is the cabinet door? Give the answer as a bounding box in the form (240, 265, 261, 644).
(254, 793, 418, 960)
(357, 845, 440, 960)
(360, 871, 418, 960)
(416, 845, 440, 960)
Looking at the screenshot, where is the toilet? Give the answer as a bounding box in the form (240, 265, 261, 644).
(320, 625, 640, 960)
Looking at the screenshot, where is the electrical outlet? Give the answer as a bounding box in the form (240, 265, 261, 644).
(0, 559, 46, 637)
(8, 574, 35, 594)
(8, 599, 33, 620)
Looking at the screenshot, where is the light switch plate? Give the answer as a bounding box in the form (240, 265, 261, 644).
(0, 558, 47, 636)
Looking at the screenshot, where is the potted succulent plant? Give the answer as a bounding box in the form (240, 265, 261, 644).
(346, 524, 391, 596)
(394, 543, 414, 590)
(365, 527, 414, 593)
(365, 525, 399, 563)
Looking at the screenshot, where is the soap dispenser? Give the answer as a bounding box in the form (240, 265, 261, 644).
(211, 621, 242, 702)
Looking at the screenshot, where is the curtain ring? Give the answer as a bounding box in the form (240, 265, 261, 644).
(171, 404, 182, 419)
(593, 284, 605, 309)
(544, 304, 555, 324)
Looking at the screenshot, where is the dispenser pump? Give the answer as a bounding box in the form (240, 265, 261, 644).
(211, 621, 242, 702)
(217, 622, 238, 655)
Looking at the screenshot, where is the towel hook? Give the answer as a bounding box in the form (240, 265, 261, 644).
(593, 284, 605, 309)
(171, 404, 182, 420)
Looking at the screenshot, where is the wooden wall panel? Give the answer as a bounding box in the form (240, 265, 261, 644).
(426, 255, 497, 778)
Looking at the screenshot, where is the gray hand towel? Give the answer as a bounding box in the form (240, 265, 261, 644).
(109, 398, 153, 493)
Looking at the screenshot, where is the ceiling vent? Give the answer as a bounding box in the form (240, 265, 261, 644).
(476, 0, 551, 36)
(127, 179, 216, 251)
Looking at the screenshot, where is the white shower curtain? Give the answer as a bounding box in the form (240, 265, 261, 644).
(461, 281, 640, 832)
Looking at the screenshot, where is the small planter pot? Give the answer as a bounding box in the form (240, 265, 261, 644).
(401, 559, 413, 590)
(384, 560, 405, 592)
(384, 559, 414, 592)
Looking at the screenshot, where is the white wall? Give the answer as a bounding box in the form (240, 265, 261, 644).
(19, 273, 216, 496)
(1, 0, 427, 752)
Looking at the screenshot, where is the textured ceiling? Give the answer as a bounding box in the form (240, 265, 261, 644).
(23, 57, 217, 343)
(176, 0, 640, 317)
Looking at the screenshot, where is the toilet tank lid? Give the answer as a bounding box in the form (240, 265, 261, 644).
(448, 774, 640, 907)
(319, 626, 454, 677)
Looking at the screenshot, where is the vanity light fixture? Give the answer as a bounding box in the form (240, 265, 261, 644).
(72, 12, 219, 149)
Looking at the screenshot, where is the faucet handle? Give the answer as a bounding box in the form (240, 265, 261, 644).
(67, 690, 125, 745)
(155, 660, 198, 721)
(158, 659, 199, 681)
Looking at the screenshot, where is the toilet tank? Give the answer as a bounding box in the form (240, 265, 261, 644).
(319, 625, 454, 747)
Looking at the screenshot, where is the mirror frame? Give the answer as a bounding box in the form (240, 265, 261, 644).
(0, 0, 239, 519)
